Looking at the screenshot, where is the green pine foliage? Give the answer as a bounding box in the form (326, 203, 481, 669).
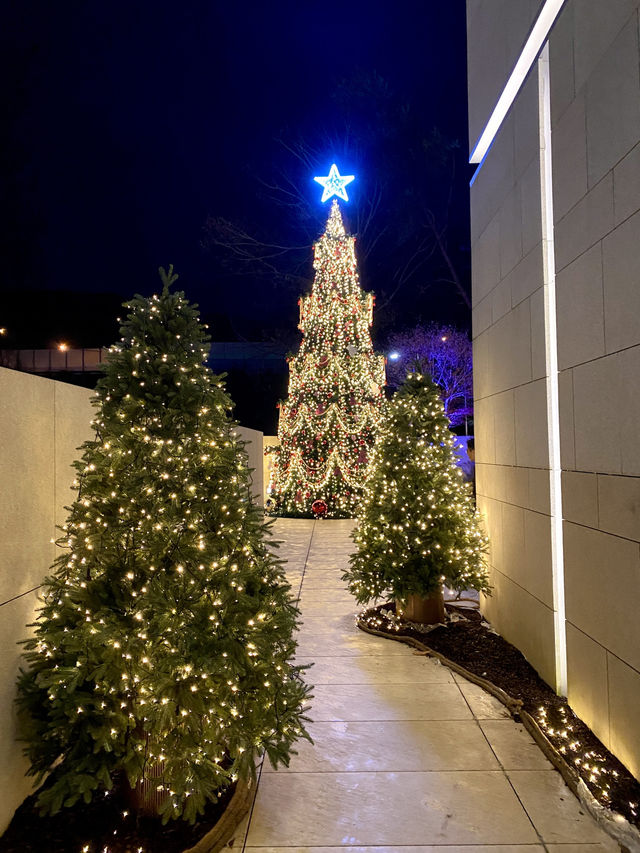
(344, 371, 490, 604)
(268, 201, 385, 518)
(16, 268, 311, 824)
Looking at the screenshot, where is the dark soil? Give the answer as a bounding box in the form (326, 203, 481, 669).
(360, 602, 640, 831)
(0, 777, 236, 853)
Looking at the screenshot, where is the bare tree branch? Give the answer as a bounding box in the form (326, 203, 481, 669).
(425, 211, 471, 309)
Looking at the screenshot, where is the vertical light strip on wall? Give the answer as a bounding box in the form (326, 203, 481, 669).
(469, 0, 566, 166)
(538, 42, 567, 697)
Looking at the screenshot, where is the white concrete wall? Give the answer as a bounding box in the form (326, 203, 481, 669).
(236, 425, 264, 507)
(0, 368, 265, 832)
(549, 0, 640, 781)
(0, 369, 94, 833)
(469, 53, 557, 686)
(263, 435, 280, 503)
(467, 0, 543, 151)
(468, 0, 640, 781)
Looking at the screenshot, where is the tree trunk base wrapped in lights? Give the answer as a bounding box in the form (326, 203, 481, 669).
(124, 770, 254, 852)
(125, 759, 254, 853)
(268, 198, 385, 519)
(125, 770, 253, 853)
(181, 776, 254, 853)
(396, 590, 445, 625)
(14, 267, 312, 826)
(126, 761, 168, 816)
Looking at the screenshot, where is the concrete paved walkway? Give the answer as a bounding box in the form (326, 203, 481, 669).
(235, 519, 618, 852)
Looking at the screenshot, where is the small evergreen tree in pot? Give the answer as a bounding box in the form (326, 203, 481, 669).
(16, 268, 311, 824)
(344, 371, 490, 623)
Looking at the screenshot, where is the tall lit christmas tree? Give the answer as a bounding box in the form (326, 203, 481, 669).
(344, 371, 490, 621)
(16, 269, 311, 825)
(268, 166, 385, 518)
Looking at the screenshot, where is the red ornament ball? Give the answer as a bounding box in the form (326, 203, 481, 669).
(311, 499, 328, 518)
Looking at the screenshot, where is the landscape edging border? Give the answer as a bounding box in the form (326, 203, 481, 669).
(357, 616, 640, 853)
(181, 775, 254, 853)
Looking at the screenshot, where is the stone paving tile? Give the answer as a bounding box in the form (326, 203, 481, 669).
(297, 654, 455, 684)
(479, 720, 553, 770)
(309, 682, 473, 722)
(262, 720, 500, 773)
(298, 613, 360, 634)
(544, 845, 621, 852)
(506, 771, 619, 845)
(294, 632, 415, 658)
(456, 680, 512, 720)
(241, 519, 618, 852)
(298, 586, 352, 600)
(299, 579, 349, 590)
(297, 598, 357, 618)
(244, 848, 546, 853)
(246, 771, 540, 846)
(298, 589, 354, 605)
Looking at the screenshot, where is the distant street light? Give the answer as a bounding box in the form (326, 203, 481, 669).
(57, 343, 69, 352)
(388, 351, 401, 361)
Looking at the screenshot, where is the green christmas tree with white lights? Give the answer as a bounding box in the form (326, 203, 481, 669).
(344, 370, 490, 610)
(268, 166, 386, 519)
(16, 268, 311, 824)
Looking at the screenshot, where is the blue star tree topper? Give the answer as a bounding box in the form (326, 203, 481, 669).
(314, 163, 355, 202)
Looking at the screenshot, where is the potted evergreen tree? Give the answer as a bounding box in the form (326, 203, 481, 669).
(344, 371, 490, 623)
(16, 268, 311, 829)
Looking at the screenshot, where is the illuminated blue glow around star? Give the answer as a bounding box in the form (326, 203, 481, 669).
(314, 164, 355, 202)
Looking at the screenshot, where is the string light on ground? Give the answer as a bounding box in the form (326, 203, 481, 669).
(357, 601, 640, 835)
(537, 704, 624, 808)
(534, 703, 640, 832)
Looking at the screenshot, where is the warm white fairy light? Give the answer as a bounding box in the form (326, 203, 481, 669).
(536, 704, 637, 819)
(344, 371, 490, 606)
(16, 270, 312, 832)
(268, 199, 385, 517)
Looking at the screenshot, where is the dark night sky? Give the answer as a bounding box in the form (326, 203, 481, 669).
(1, 1, 471, 350)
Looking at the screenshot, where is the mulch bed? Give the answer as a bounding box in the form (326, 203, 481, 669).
(0, 777, 237, 853)
(359, 601, 640, 834)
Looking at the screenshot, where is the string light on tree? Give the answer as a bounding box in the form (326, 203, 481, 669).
(16, 266, 311, 827)
(343, 371, 490, 608)
(267, 172, 385, 519)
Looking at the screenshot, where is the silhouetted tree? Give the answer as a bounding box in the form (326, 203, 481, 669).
(385, 324, 473, 427)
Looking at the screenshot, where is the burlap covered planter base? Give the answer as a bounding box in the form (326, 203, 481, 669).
(182, 776, 254, 853)
(396, 589, 445, 625)
(127, 770, 254, 853)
